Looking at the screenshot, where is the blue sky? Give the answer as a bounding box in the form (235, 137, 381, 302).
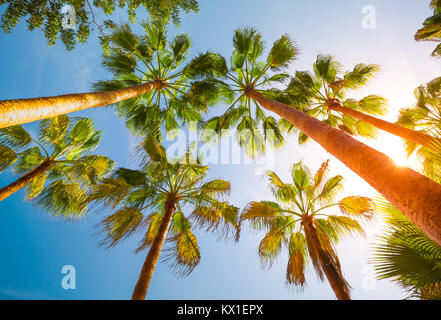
(0, 0, 439, 300)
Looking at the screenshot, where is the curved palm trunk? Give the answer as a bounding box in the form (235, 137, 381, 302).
(306, 222, 350, 300)
(328, 103, 440, 151)
(0, 160, 54, 202)
(0, 81, 164, 129)
(131, 199, 176, 300)
(246, 88, 441, 246)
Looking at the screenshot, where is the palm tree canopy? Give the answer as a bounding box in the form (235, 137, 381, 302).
(94, 22, 220, 137)
(415, 0, 441, 57)
(397, 76, 441, 181)
(278, 54, 387, 144)
(240, 160, 374, 288)
(0, 115, 115, 218)
(185, 27, 298, 157)
(89, 136, 240, 276)
(372, 199, 441, 300)
(397, 77, 441, 144)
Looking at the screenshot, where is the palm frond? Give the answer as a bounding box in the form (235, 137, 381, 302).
(109, 23, 140, 53)
(66, 155, 115, 186)
(200, 179, 231, 196)
(267, 34, 298, 70)
(266, 170, 296, 202)
(0, 125, 32, 148)
(190, 201, 239, 240)
(343, 64, 380, 90)
(291, 161, 311, 190)
(171, 33, 191, 61)
(14, 147, 44, 174)
(142, 135, 167, 162)
(185, 51, 228, 78)
(0, 144, 17, 172)
(37, 181, 88, 220)
(338, 196, 374, 221)
(313, 160, 330, 191)
(327, 215, 364, 238)
(372, 199, 441, 298)
(88, 176, 134, 209)
(102, 51, 137, 75)
(313, 54, 341, 83)
(258, 229, 284, 268)
(39, 115, 70, 145)
(357, 95, 388, 115)
(136, 212, 164, 252)
(233, 27, 261, 56)
(317, 175, 344, 204)
(165, 230, 201, 277)
(25, 171, 47, 200)
(242, 201, 279, 220)
(286, 232, 308, 288)
(98, 207, 145, 248)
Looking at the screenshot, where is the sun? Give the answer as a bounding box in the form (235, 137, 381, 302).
(371, 133, 416, 168)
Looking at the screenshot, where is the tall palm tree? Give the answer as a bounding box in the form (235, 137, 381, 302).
(415, 0, 441, 57)
(89, 137, 239, 300)
(187, 27, 441, 246)
(241, 160, 374, 300)
(0, 22, 216, 132)
(280, 54, 439, 151)
(0, 115, 114, 218)
(372, 200, 441, 300)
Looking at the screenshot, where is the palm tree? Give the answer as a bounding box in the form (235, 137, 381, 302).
(89, 136, 239, 300)
(94, 22, 219, 136)
(186, 27, 294, 157)
(241, 160, 374, 300)
(0, 115, 114, 218)
(280, 54, 439, 151)
(187, 27, 441, 246)
(415, 0, 441, 57)
(0, 22, 216, 132)
(372, 200, 441, 300)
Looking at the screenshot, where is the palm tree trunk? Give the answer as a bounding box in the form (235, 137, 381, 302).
(306, 222, 350, 300)
(317, 249, 351, 300)
(246, 88, 441, 246)
(328, 102, 439, 151)
(0, 81, 165, 129)
(0, 160, 54, 202)
(131, 198, 176, 300)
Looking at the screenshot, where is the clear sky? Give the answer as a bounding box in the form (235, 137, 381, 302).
(0, 0, 439, 300)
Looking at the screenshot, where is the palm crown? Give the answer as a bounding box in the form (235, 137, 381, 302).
(241, 160, 374, 298)
(397, 77, 441, 182)
(0, 115, 114, 218)
(278, 54, 387, 144)
(397, 77, 441, 151)
(94, 22, 218, 137)
(415, 0, 441, 57)
(185, 27, 298, 157)
(372, 200, 441, 300)
(89, 136, 240, 275)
